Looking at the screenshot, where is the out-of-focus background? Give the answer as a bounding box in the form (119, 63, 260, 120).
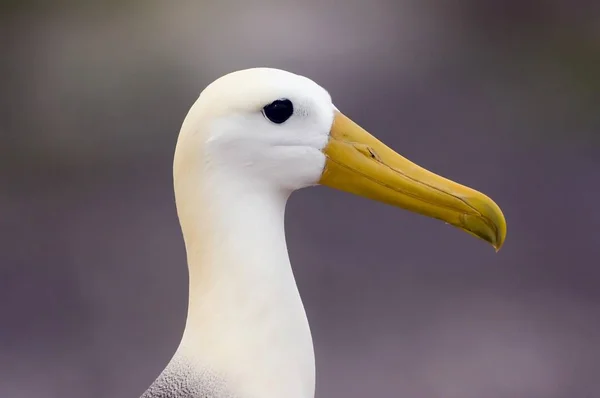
(1, 1, 599, 397)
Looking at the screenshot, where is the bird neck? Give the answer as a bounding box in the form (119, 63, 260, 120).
(173, 169, 316, 398)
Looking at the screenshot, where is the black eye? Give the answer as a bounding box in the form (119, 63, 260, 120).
(262, 99, 294, 124)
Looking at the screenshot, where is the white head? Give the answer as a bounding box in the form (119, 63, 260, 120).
(175, 68, 334, 196)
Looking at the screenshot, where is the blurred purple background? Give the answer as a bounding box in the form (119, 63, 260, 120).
(1, 1, 599, 397)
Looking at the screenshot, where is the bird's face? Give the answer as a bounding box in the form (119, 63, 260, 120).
(184, 68, 506, 250)
(200, 68, 334, 192)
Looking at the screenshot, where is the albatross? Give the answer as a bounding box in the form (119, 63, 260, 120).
(140, 68, 506, 398)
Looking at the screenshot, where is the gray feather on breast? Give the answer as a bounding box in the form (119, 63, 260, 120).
(140, 357, 235, 398)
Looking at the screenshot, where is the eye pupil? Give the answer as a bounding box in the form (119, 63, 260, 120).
(263, 99, 294, 124)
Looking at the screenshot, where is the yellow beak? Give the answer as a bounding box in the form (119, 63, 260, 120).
(319, 111, 507, 251)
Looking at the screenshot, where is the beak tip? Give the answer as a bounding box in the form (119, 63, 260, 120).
(468, 194, 507, 253)
(493, 242, 503, 253)
(490, 211, 507, 253)
(493, 228, 506, 253)
(460, 196, 506, 252)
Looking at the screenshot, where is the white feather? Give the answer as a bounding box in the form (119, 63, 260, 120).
(166, 68, 336, 398)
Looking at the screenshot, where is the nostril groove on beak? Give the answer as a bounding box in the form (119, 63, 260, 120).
(366, 147, 381, 162)
(352, 143, 382, 162)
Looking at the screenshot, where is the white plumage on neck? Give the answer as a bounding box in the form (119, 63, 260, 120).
(176, 173, 315, 398)
(168, 68, 332, 397)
